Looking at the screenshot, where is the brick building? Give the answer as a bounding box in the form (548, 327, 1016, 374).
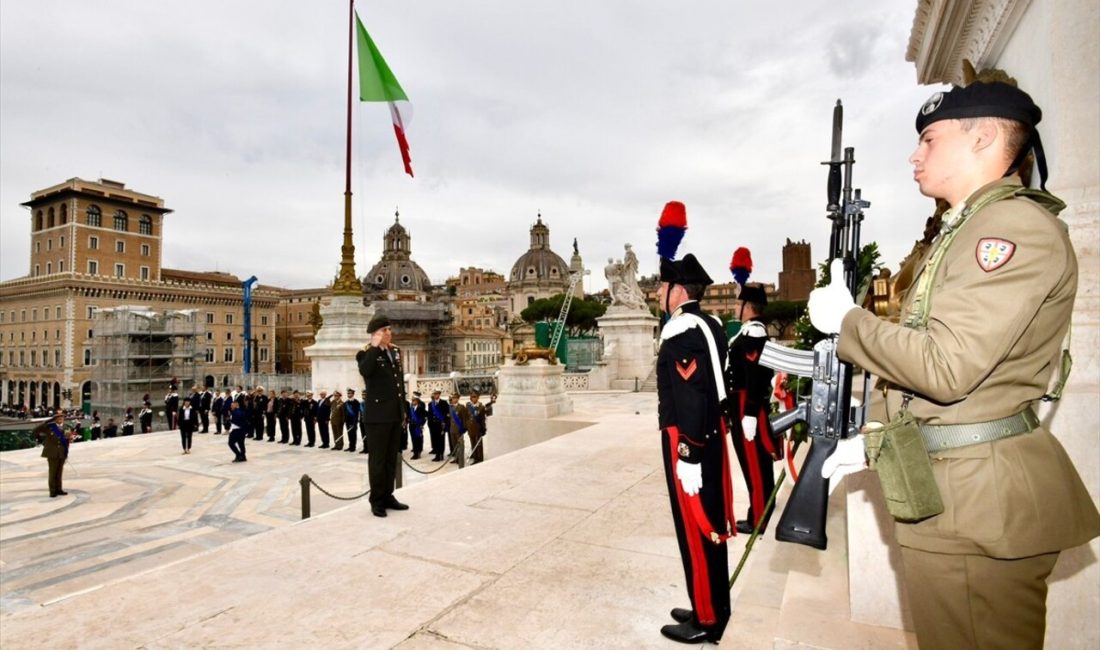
(778, 238, 816, 301)
(0, 178, 279, 412)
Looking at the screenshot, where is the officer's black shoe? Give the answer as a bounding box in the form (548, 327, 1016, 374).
(736, 519, 765, 535)
(305, 443, 315, 448)
(659, 621, 715, 644)
(670, 607, 693, 623)
(319, 444, 329, 449)
(411, 453, 421, 459)
(371, 506, 387, 518)
(359, 449, 368, 454)
(384, 497, 409, 511)
(57, 490, 68, 496)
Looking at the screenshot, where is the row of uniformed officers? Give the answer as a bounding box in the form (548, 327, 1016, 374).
(196, 386, 492, 464)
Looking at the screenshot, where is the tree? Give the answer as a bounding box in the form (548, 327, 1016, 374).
(520, 293, 607, 336)
(760, 300, 806, 340)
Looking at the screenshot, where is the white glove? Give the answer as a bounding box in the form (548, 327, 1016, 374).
(808, 258, 857, 334)
(741, 415, 758, 442)
(676, 461, 703, 496)
(821, 434, 867, 495)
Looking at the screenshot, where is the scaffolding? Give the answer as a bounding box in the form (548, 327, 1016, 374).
(91, 306, 205, 422)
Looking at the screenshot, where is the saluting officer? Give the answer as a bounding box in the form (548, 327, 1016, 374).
(655, 250, 734, 645)
(810, 81, 1100, 649)
(724, 283, 781, 534)
(357, 314, 409, 517)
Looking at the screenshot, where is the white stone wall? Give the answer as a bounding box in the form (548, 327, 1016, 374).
(996, 1, 1100, 646)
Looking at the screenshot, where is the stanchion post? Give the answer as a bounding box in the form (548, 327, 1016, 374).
(395, 449, 404, 488)
(457, 436, 466, 468)
(300, 474, 311, 520)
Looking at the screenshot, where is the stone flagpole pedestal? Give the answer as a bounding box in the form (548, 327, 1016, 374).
(492, 359, 573, 418)
(305, 296, 374, 395)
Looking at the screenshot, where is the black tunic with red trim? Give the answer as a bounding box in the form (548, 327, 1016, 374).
(725, 319, 780, 528)
(657, 300, 733, 636)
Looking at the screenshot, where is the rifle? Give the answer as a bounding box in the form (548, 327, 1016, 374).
(757, 99, 870, 550)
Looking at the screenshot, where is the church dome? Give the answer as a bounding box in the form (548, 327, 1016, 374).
(362, 211, 433, 300)
(508, 214, 570, 283)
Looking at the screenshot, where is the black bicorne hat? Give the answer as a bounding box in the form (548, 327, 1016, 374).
(738, 284, 768, 306)
(659, 253, 714, 287)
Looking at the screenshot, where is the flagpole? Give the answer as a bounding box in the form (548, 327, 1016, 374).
(332, 0, 361, 296)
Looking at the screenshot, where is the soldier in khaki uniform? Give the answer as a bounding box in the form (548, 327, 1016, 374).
(809, 82, 1100, 648)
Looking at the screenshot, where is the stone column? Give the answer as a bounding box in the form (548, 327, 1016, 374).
(304, 296, 374, 396)
(595, 307, 659, 390)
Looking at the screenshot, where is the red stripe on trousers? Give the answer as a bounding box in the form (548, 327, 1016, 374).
(665, 427, 716, 625)
(740, 392, 766, 525)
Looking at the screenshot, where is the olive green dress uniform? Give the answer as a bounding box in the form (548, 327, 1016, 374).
(35, 420, 70, 496)
(839, 176, 1100, 649)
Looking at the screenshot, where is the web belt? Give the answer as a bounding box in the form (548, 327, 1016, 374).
(920, 408, 1039, 453)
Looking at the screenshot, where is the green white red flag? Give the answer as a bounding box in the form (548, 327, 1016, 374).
(355, 13, 413, 177)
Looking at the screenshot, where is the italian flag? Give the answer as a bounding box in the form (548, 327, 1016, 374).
(355, 14, 413, 177)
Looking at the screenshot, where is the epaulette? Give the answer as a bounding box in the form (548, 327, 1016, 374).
(741, 321, 768, 338)
(659, 314, 700, 342)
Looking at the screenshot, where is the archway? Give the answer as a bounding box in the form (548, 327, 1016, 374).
(53, 382, 61, 410)
(28, 382, 37, 409)
(205, 375, 215, 388)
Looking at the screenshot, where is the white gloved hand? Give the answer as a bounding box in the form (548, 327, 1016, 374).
(676, 461, 703, 496)
(741, 415, 758, 442)
(808, 258, 858, 334)
(821, 434, 867, 495)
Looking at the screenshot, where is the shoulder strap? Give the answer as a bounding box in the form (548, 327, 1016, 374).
(684, 313, 728, 403)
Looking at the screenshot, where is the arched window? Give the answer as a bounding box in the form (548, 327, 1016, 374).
(35, 211, 43, 231)
(139, 214, 153, 235)
(47, 208, 55, 228)
(86, 205, 102, 227)
(113, 210, 128, 231)
(60, 204, 68, 224)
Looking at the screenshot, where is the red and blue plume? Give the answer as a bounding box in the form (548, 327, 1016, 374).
(656, 201, 687, 260)
(730, 247, 752, 286)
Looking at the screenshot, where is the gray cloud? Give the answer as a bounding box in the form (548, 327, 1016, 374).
(2, 1, 945, 292)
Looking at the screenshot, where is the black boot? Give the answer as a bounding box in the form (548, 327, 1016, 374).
(660, 621, 715, 644)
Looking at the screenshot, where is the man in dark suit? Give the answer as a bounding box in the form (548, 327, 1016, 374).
(35, 411, 75, 497)
(289, 390, 304, 446)
(212, 392, 225, 434)
(177, 397, 199, 454)
(344, 389, 361, 453)
(357, 314, 408, 517)
(277, 389, 292, 443)
(252, 387, 269, 440)
(198, 386, 213, 433)
(303, 390, 318, 447)
(316, 390, 332, 449)
(164, 386, 179, 430)
(426, 389, 449, 461)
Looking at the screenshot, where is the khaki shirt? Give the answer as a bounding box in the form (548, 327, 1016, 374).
(839, 177, 1099, 557)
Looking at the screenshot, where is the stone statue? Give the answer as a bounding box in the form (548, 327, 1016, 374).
(606, 244, 647, 310)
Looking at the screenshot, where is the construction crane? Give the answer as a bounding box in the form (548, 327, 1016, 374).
(242, 276, 258, 374)
(548, 270, 589, 355)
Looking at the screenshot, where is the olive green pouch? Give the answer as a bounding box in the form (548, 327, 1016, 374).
(864, 411, 944, 523)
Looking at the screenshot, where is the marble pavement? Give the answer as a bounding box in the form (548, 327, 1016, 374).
(0, 393, 915, 649)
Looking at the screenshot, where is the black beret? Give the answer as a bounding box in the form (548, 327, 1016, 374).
(915, 81, 1042, 133)
(367, 314, 392, 333)
(738, 284, 768, 306)
(659, 253, 713, 287)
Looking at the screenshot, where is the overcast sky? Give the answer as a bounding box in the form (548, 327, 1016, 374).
(1, 0, 946, 295)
